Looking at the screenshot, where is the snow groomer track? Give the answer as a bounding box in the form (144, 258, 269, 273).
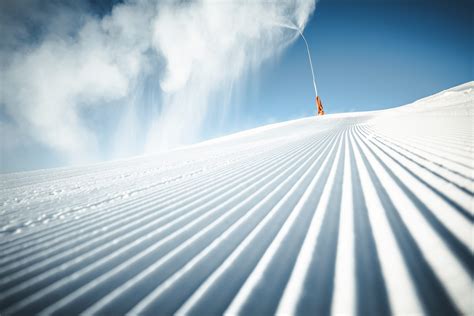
(1, 82, 473, 315)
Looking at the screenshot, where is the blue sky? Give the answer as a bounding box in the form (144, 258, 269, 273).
(1, 0, 472, 172)
(204, 0, 473, 138)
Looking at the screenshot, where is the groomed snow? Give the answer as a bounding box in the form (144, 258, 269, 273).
(1, 82, 473, 315)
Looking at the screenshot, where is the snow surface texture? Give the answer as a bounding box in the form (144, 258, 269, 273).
(0, 82, 473, 315)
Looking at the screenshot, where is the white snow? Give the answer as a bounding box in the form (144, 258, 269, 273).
(1, 82, 473, 315)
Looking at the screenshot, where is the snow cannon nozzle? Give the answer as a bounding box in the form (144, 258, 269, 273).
(316, 96, 325, 116)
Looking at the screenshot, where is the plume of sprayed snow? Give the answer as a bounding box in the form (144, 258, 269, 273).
(1, 0, 156, 164)
(0, 0, 316, 168)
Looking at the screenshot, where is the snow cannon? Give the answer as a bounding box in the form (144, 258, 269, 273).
(316, 96, 325, 116)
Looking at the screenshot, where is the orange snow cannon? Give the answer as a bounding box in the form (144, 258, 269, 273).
(316, 96, 325, 116)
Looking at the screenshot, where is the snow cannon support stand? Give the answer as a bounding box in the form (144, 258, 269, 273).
(316, 96, 325, 116)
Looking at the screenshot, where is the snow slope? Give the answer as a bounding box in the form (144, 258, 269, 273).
(1, 82, 473, 315)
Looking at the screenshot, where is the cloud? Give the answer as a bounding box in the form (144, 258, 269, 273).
(0, 0, 315, 170)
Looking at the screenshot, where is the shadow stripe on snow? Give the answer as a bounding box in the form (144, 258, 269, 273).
(367, 126, 473, 171)
(0, 128, 340, 314)
(0, 136, 306, 251)
(355, 127, 473, 269)
(0, 132, 334, 312)
(175, 132, 348, 316)
(351, 129, 461, 315)
(357, 126, 473, 223)
(0, 132, 326, 269)
(0, 130, 326, 247)
(362, 125, 474, 191)
(354, 127, 473, 274)
(0, 130, 330, 257)
(104, 131, 346, 316)
(294, 129, 346, 315)
(226, 133, 344, 316)
(0, 136, 319, 283)
(58, 129, 343, 315)
(348, 129, 391, 315)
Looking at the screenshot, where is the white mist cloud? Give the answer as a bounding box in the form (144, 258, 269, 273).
(145, 0, 316, 152)
(0, 0, 315, 169)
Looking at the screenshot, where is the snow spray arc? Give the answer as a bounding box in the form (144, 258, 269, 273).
(276, 21, 325, 115)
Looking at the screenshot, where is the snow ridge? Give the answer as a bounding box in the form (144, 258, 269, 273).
(0, 82, 473, 315)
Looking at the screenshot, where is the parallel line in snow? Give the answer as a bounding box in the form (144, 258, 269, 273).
(0, 133, 334, 294)
(352, 128, 470, 314)
(348, 128, 420, 315)
(368, 126, 473, 170)
(1, 94, 472, 316)
(1, 129, 340, 314)
(359, 126, 474, 221)
(363, 125, 474, 184)
(0, 133, 322, 265)
(226, 132, 343, 316)
(353, 127, 473, 271)
(83, 131, 346, 316)
(0, 144, 270, 229)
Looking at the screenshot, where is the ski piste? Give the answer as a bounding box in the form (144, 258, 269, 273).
(0, 82, 472, 315)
